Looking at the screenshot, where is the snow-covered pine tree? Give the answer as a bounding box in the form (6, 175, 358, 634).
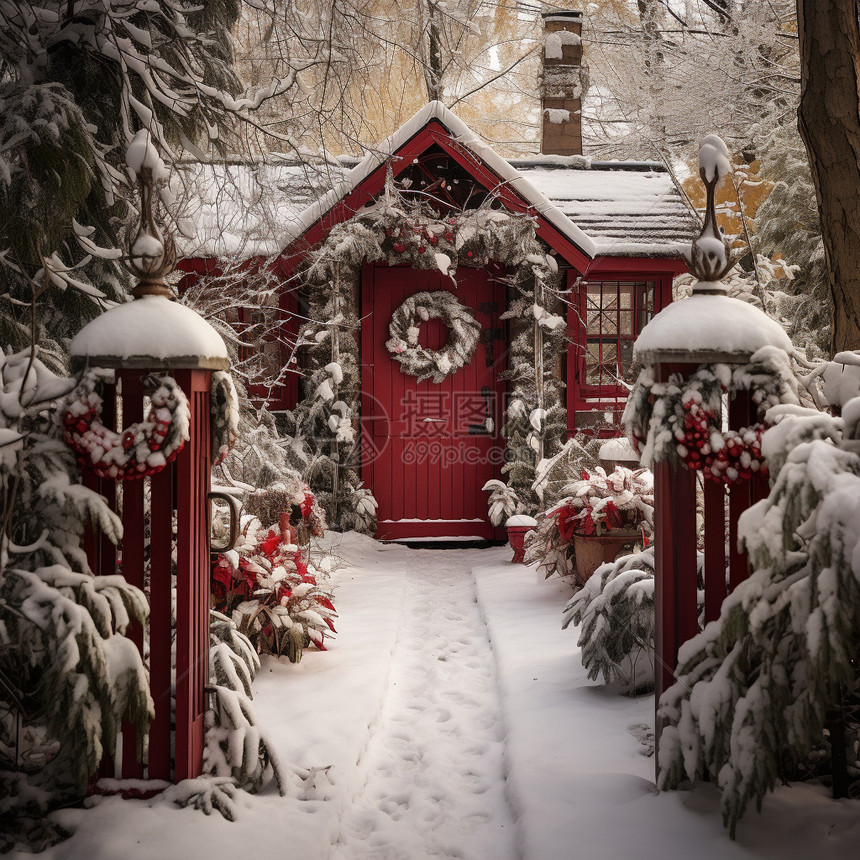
(657, 398, 860, 836)
(562, 548, 658, 696)
(753, 116, 830, 357)
(0, 349, 152, 829)
(562, 547, 705, 696)
(204, 610, 287, 804)
(0, 1, 276, 367)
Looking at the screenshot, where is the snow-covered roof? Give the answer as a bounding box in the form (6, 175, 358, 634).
(510, 161, 694, 256)
(174, 158, 341, 259)
(177, 101, 694, 262)
(71, 295, 229, 369)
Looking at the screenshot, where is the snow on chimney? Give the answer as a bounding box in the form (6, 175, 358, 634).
(540, 10, 584, 156)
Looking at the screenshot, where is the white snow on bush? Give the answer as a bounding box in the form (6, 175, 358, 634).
(822, 352, 860, 408)
(324, 362, 344, 385)
(314, 379, 334, 401)
(529, 408, 546, 432)
(433, 252, 452, 276)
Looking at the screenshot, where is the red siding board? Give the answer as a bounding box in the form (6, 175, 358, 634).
(703, 479, 727, 624)
(147, 465, 174, 780)
(728, 393, 752, 590)
(118, 372, 145, 780)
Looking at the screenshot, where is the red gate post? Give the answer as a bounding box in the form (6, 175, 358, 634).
(69, 162, 230, 787)
(628, 135, 796, 771)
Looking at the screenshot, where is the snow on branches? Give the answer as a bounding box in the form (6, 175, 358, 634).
(0, 0, 266, 362)
(657, 398, 860, 836)
(562, 546, 705, 697)
(0, 349, 151, 815)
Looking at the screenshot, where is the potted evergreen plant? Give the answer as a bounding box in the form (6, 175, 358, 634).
(547, 466, 654, 583)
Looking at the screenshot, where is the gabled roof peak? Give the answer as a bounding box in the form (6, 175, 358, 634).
(281, 101, 598, 261)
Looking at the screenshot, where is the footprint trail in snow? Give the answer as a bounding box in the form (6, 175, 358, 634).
(330, 551, 519, 860)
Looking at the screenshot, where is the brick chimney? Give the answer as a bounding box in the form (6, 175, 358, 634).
(540, 10, 584, 156)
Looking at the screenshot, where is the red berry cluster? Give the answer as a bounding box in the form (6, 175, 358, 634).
(673, 399, 767, 483)
(386, 219, 456, 256)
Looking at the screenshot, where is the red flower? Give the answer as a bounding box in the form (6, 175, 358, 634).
(556, 505, 583, 541)
(259, 530, 281, 557)
(212, 557, 234, 590)
(238, 557, 260, 589)
(602, 500, 623, 531)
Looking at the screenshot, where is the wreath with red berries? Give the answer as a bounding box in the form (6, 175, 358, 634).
(385, 290, 481, 383)
(624, 349, 796, 484)
(60, 369, 190, 480)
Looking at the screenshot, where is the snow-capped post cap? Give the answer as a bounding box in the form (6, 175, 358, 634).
(685, 133, 737, 293)
(634, 132, 793, 365)
(125, 130, 175, 299)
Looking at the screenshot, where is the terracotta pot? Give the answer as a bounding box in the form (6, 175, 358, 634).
(573, 530, 641, 583)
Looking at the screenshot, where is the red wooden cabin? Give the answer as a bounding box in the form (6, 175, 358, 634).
(177, 101, 691, 541)
(174, 10, 691, 543)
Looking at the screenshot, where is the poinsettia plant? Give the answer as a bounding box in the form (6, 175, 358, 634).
(549, 466, 654, 539)
(525, 465, 655, 579)
(211, 482, 336, 663)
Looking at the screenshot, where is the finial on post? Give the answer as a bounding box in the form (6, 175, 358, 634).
(125, 130, 175, 299)
(685, 134, 738, 293)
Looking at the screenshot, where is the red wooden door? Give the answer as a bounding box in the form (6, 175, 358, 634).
(361, 264, 506, 541)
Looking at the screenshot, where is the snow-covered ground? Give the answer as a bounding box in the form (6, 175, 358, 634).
(36, 533, 860, 859)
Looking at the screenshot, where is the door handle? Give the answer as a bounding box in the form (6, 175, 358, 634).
(469, 386, 495, 436)
(209, 491, 240, 553)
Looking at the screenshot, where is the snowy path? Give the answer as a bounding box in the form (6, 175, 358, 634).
(39, 532, 860, 860)
(330, 551, 519, 860)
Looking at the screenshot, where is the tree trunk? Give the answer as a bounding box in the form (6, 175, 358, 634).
(797, 0, 860, 355)
(425, 1, 442, 102)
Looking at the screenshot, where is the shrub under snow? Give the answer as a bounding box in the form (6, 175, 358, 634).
(657, 397, 860, 836)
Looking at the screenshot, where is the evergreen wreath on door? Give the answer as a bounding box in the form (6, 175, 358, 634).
(385, 290, 481, 383)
